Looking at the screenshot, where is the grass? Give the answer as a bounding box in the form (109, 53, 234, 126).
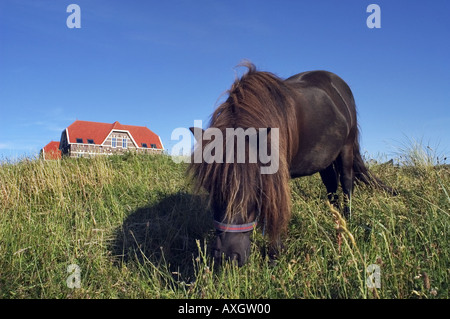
(0, 146, 448, 299)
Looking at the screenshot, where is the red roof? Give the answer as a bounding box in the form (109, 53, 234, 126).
(66, 120, 163, 149)
(42, 141, 62, 160)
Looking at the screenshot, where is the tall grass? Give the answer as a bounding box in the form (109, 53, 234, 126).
(0, 148, 448, 299)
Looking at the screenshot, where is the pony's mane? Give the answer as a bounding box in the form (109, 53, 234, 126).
(189, 62, 298, 241)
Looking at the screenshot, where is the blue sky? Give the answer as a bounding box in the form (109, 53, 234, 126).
(1, 0, 449, 161)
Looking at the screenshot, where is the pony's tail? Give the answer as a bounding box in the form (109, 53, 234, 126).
(353, 132, 398, 195)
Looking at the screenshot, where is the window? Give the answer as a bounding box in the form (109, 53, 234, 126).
(112, 137, 117, 148)
(87, 139, 94, 144)
(122, 138, 127, 148)
(151, 144, 157, 149)
(141, 143, 148, 148)
(76, 138, 83, 143)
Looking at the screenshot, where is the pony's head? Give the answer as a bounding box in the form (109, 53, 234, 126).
(189, 126, 263, 266)
(188, 62, 296, 266)
(210, 192, 258, 267)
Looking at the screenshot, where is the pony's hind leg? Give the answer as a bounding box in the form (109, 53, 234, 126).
(336, 143, 355, 220)
(319, 163, 339, 208)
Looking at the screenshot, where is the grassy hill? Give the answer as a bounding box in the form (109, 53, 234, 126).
(0, 151, 448, 298)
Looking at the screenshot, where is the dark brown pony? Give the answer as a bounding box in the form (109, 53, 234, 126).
(189, 62, 393, 266)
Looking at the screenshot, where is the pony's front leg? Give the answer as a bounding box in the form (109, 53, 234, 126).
(265, 237, 285, 266)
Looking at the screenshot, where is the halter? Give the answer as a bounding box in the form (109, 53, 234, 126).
(213, 220, 257, 233)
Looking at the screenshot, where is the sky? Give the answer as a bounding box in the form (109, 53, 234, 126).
(0, 0, 449, 162)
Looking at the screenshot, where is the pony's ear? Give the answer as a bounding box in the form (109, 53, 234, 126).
(189, 127, 205, 142)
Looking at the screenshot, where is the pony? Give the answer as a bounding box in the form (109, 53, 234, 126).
(188, 62, 394, 266)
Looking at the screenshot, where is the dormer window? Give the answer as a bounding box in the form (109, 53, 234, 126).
(76, 138, 83, 143)
(87, 139, 94, 144)
(141, 143, 148, 148)
(151, 144, 157, 149)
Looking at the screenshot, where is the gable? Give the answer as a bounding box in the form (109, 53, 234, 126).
(102, 130, 138, 148)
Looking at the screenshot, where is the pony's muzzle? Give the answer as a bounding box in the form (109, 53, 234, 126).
(212, 248, 246, 267)
(212, 246, 241, 263)
(211, 231, 252, 267)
